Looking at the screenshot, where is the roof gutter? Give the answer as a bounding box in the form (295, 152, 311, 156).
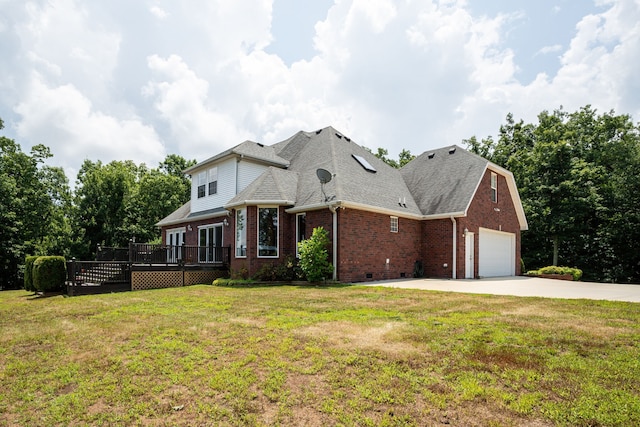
(155, 210, 228, 228)
(224, 199, 296, 210)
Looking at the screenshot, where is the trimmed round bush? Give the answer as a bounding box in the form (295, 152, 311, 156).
(24, 255, 39, 292)
(33, 256, 67, 292)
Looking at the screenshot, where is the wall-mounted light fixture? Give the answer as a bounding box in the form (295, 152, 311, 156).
(187, 225, 193, 231)
(463, 227, 469, 236)
(223, 218, 229, 227)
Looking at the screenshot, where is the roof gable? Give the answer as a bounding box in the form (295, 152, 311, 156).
(279, 127, 421, 216)
(401, 145, 486, 216)
(225, 167, 298, 208)
(184, 140, 289, 174)
(401, 145, 528, 230)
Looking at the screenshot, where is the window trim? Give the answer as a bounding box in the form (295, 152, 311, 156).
(257, 206, 279, 258)
(208, 167, 218, 195)
(390, 216, 399, 233)
(490, 172, 498, 203)
(296, 213, 306, 258)
(197, 171, 206, 198)
(235, 207, 247, 258)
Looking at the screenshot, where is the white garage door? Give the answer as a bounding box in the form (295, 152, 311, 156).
(479, 228, 515, 277)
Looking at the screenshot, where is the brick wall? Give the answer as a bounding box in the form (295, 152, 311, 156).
(455, 170, 522, 278)
(420, 170, 523, 279)
(337, 209, 422, 282)
(422, 218, 454, 278)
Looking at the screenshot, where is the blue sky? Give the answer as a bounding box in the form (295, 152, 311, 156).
(0, 0, 638, 180)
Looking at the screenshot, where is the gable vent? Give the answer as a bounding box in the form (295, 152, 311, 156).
(449, 147, 456, 154)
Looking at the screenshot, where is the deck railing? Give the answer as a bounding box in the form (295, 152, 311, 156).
(96, 243, 231, 266)
(129, 244, 230, 266)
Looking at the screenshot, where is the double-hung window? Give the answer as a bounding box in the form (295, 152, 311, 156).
(490, 172, 498, 203)
(390, 216, 399, 233)
(197, 172, 206, 198)
(258, 207, 278, 257)
(208, 167, 218, 195)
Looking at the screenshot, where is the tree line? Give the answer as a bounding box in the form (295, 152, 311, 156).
(375, 106, 640, 283)
(464, 106, 640, 283)
(0, 117, 194, 289)
(2, 105, 639, 288)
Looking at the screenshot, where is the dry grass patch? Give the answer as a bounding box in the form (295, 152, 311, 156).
(297, 321, 418, 355)
(1, 285, 639, 426)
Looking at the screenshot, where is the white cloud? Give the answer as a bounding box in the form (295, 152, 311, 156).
(15, 73, 165, 169)
(537, 44, 563, 55)
(1, 0, 639, 178)
(16, 0, 121, 104)
(149, 6, 169, 20)
(144, 54, 254, 159)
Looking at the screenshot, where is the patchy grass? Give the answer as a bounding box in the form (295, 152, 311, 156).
(1, 285, 639, 426)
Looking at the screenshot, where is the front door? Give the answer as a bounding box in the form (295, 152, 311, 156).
(199, 225, 223, 263)
(465, 232, 475, 279)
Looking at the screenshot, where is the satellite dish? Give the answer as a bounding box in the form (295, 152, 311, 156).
(316, 168, 332, 184)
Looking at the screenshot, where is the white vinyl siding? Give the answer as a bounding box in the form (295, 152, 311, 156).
(237, 161, 269, 193)
(189, 158, 276, 214)
(191, 159, 236, 213)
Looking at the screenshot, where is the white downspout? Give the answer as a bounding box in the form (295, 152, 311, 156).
(329, 205, 338, 281)
(450, 216, 457, 279)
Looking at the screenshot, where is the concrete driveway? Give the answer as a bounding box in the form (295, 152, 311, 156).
(362, 276, 640, 303)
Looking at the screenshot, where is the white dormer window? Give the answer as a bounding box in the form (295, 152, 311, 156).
(491, 172, 498, 203)
(197, 171, 206, 198)
(208, 167, 218, 195)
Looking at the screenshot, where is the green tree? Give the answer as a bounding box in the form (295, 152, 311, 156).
(72, 155, 195, 258)
(0, 118, 71, 288)
(159, 154, 196, 201)
(72, 160, 140, 258)
(365, 147, 415, 168)
(465, 106, 640, 283)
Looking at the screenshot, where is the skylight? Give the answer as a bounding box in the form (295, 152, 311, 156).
(352, 154, 377, 173)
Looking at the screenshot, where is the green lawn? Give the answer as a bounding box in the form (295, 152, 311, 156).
(1, 285, 639, 426)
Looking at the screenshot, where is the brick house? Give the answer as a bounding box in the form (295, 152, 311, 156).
(156, 126, 528, 282)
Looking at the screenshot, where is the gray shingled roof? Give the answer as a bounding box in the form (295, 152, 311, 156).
(159, 126, 527, 229)
(400, 145, 488, 216)
(226, 167, 298, 207)
(156, 200, 191, 227)
(156, 201, 229, 227)
(270, 126, 421, 216)
(184, 140, 289, 174)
